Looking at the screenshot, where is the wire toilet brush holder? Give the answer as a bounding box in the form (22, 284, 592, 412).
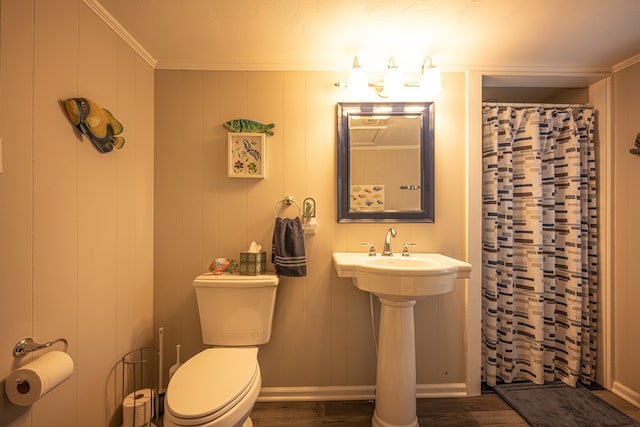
(121, 347, 157, 427)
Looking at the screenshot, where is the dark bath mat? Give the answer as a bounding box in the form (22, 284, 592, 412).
(493, 381, 640, 427)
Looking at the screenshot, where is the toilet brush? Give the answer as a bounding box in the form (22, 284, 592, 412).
(169, 345, 182, 380)
(157, 327, 165, 416)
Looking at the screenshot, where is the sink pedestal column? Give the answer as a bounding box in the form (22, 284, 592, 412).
(372, 297, 419, 427)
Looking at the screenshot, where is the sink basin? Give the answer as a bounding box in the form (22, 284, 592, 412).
(332, 252, 471, 300)
(332, 251, 472, 427)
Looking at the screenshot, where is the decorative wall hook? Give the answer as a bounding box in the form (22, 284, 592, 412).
(629, 132, 640, 155)
(302, 198, 316, 218)
(302, 197, 318, 234)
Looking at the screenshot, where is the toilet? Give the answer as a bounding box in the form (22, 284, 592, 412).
(163, 273, 279, 427)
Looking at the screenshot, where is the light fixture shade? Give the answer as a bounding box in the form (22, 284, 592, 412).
(337, 56, 443, 99)
(419, 60, 442, 99)
(381, 57, 405, 98)
(347, 56, 369, 98)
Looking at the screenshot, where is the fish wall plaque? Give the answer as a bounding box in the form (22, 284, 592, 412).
(223, 118, 274, 135)
(63, 98, 125, 153)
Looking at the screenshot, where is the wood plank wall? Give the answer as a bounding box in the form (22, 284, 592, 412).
(154, 70, 469, 395)
(0, 1, 155, 426)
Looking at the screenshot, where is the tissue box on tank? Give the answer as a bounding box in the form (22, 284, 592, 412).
(239, 252, 266, 275)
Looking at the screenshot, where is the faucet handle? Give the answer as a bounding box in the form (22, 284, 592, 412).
(401, 243, 416, 256)
(361, 242, 377, 256)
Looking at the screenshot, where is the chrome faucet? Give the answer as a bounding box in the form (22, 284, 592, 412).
(382, 228, 397, 256)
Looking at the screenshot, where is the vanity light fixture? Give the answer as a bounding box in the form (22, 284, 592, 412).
(335, 55, 442, 99)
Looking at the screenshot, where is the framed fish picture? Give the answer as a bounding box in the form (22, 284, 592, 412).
(228, 132, 266, 178)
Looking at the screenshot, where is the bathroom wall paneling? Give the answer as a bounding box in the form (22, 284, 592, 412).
(0, 1, 155, 426)
(613, 62, 640, 404)
(31, 1, 80, 424)
(76, 6, 120, 424)
(0, 0, 37, 421)
(154, 70, 470, 397)
(178, 71, 206, 361)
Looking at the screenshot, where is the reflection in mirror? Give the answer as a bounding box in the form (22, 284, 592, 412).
(337, 102, 434, 223)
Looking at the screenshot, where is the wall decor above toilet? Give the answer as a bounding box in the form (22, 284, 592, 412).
(228, 132, 266, 178)
(223, 118, 275, 135)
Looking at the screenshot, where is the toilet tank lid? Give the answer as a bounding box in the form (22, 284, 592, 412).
(193, 272, 279, 288)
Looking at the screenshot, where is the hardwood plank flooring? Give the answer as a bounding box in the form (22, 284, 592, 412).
(249, 390, 640, 426)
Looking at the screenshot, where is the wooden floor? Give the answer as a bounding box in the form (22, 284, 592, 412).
(249, 389, 640, 426)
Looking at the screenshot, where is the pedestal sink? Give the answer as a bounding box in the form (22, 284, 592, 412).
(332, 252, 471, 427)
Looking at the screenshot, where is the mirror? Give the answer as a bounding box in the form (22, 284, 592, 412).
(337, 102, 434, 223)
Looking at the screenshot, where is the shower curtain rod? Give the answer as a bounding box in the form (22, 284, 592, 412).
(482, 102, 592, 109)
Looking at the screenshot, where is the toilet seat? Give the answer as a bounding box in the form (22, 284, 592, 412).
(165, 347, 260, 425)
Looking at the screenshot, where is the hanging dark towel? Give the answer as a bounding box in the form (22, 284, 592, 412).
(272, 217, 307, 277)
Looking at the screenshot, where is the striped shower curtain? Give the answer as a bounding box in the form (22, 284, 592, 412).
(481, 105, 597, 387)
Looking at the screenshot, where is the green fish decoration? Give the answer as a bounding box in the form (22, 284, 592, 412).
(223, 118, 275, 136)
(64, 97, 125, 153)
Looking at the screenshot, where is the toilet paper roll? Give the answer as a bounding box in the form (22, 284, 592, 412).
(123, 388, 152, 427)
(5, 351, 74, 406)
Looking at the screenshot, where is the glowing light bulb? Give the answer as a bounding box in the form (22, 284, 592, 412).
(381, 57, 405, 98)
(419, 56, 442, 100)
(347, 56, 369, 98)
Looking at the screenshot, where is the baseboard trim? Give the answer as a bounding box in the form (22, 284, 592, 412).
(417, 383, 467, 398)
(611, 381, 640, 408)
(258, 385, 375, 402)
(257, 383, 468, 402)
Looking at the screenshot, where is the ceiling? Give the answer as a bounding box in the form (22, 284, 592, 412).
(96, 0, 640, 77)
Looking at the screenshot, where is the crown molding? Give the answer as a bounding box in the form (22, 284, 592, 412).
(155, 61, 346, 72)
(612, 52, 640, 74)
(82, 0, 156, 68)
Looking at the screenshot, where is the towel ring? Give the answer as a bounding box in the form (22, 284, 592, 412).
(274, 195, 302, 218)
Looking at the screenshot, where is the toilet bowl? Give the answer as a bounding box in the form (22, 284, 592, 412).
(164, 347, 260, 427)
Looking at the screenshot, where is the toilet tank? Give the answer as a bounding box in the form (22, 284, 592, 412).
(193, 273, 279, 346)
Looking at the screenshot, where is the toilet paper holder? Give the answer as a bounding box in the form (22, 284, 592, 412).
(13, 337, 68, 357)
